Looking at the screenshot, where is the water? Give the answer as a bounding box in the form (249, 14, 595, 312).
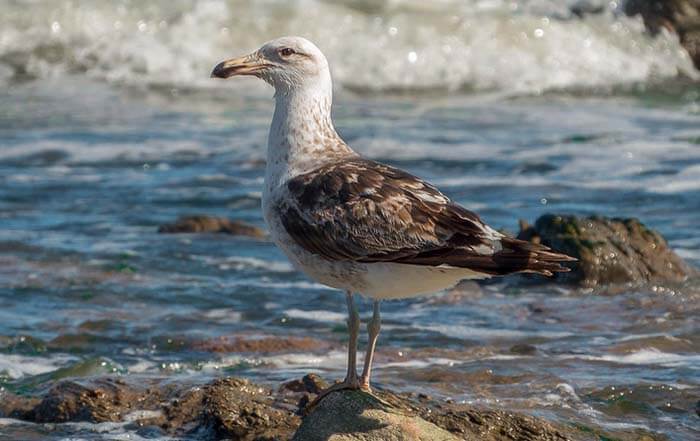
(1, 1, 699, 440)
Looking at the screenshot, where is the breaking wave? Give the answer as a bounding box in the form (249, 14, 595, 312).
(0, 0, 696, 94)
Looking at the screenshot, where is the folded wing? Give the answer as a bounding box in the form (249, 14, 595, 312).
(280, 158, 574, 276)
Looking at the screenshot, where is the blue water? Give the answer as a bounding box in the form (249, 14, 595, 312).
(0, 0, 699, 438)
(0, 76, 698, 439)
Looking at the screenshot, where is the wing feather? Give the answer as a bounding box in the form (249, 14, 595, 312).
(279, 158, 574, 276)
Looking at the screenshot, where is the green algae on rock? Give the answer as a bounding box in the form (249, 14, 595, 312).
(518, 215, 695, 288)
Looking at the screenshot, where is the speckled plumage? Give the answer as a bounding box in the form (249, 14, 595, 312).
(245, 38, 573, 299)
(213, 36, 575, 393)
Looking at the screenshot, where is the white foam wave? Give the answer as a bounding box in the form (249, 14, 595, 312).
(284, 309, 347, 323)
(383, 357, 461, 369)
(200, 350, 348, 372)
(566, 348, 700, 367)
(123, 410, 164, 423)
(0, 353, 78, 379)
(197, 256, 294, 273)
(200, 308, 244, 323)
(416, 324, 573, 340)
(0, 0, 694, 94)
(0, 418, 33, 427)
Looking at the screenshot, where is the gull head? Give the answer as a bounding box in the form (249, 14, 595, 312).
(211, 36, 329, 92)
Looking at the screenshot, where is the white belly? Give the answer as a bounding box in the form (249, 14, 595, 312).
(358, 262, 488, 299)
(263, 195, 487, 299)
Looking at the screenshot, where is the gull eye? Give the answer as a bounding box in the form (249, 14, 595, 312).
(279, 48, 296, 57)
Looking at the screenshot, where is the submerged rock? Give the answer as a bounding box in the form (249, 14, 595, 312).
(193, 334, 332, 354)
(624, 0, 700, 69)
(157, 215, 266, 238)
(518, 214, 694, 287)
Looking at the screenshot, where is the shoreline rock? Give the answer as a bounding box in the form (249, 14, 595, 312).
(157, 215, 266, 238)
(0, 374, 629, 440)
(294, 390, 459, 441)
(624, 0, 700, 70)
(517, 214, 695, 288)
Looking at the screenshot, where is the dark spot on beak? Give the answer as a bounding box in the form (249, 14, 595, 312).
(211, 61, 232, 79)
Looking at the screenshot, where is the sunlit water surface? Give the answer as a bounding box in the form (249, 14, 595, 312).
(0, 76, 698, 440)
(0, 1, 699, 439)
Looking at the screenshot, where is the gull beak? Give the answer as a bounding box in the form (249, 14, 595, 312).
(211, 52, 268, 79)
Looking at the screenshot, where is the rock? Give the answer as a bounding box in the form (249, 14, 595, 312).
(422, 407, 571, 441)
(624, 0, 700, 69)
(157, 215, 266, 238)
(193, 335, 332, 354)
(1, 374, 653, 440)
(0, 391, 40, 420)
(517, 214, 694, 287)
(294, 388, 583, 441)
(3, 376, 297, 440)
(293, 389, 459, 441)
(586, 382, 699, 418)
(280, 373, 328, 395)
(201, 377, 299, 440)
(509, 343, 538, 355)
(30, 377, 148, 423)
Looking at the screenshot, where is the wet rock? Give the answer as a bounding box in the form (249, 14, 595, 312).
(201, 377, 299, 440)
(31, 377, 146, 423)
(297, 388, 582, 441)
(47, 334, 117, 352)
(280, 373, 328, 395)
(193, 334, 332, 354)
(422, 406, 572, 441)
(586, 383, 700, 419)
(1, 376, 297, 440)
(3, 335, 47, 354)
(517, 214, 694, 287)
(157, 384, 206, 433)
(279, 374, 329, 410)
(624, 0, 700, 69)
(157, 215, 266, 238)
(0, 391, 40, 419)
(293, 389, 460, 441)
(402, 367, 530, 390)
(510, 343, 538, 355)
(2, 374, 639, 440)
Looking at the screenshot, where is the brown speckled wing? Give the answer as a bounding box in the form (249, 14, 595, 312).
(280, 158, 574, 276)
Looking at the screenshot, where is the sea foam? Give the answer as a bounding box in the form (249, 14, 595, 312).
(0, 0, 695, 94)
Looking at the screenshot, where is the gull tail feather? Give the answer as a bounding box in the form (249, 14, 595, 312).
(488, 237, 577, 277)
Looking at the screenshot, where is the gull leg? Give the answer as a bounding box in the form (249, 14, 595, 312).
(343, 290, 360, 386)
(307, 291, 360, 408)
(359, 300, 381, 391)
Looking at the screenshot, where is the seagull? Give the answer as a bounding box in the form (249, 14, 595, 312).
(212, 36, 575, 398)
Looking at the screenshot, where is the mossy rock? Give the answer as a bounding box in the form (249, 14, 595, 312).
(518, 214, 694, 288)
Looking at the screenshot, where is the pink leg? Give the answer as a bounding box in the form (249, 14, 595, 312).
(308, 291, 360, 407)
(360, 300, 381, 391)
